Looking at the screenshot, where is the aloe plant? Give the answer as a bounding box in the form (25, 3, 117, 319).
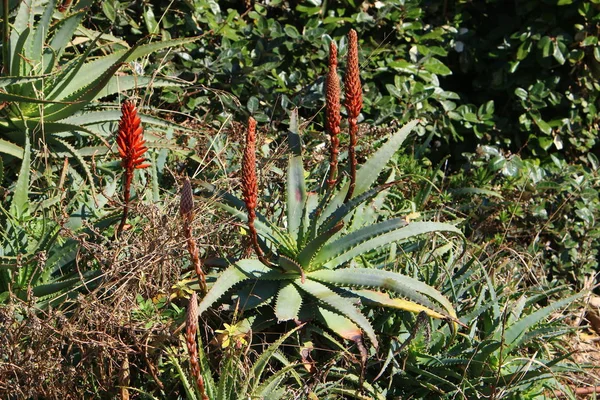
(197, 109, 463, 354)
(0, 0, 194, 185)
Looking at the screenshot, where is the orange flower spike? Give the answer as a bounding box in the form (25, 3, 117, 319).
(326, 41, 342, 188)
(116, 100, 150, 235)
(344, 29, 363, 203)
(241, 117, 269, 265)
(117, 101, 150, 171)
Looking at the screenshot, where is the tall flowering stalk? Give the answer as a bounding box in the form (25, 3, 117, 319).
(116, 100, 150, 234)
(343, 29, 363, 203)
(241, 117, 269, 265)
(326, 41, 342, 189)
(185, 292, 209, 400)
(180, 178, 207, 294)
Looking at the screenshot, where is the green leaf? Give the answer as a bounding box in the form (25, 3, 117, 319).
(552, 41, 566, 65)
(0, 75, 49, 88)
(503, 292, 582, 354)
(308, 268, 457, 321)
(298, 222, 344, 270)
(0, 138, 24, 158)
(314, 220, 462, 269)
(286, 109, 306, 243)
(423, 58, 452, 76)
(10, 133, 30, 218)
(244, 325, 303, 396)
(316, 307, 363, 342)
(197, 259, 271, 315)
(93, 76, 187, 101)
(274, 281, 303, 321)
(298, 278, 378, 347)
(353, 289, 447, 319)
(320, 120, 418, 224)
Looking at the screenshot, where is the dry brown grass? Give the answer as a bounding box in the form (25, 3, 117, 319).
(0, 195, 221, 398)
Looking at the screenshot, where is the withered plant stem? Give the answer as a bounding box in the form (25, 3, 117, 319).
(326, 41, 342, 189)
(185, 293, 209, 400)
(181, 178, 207, 294)
(343, 29, 363, 203)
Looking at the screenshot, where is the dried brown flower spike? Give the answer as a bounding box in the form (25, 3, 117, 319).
(326, 41, 342, 189)
(344, 29, 362, 203)
(180, 178, 207, 294)
(185, 293, 209, 400)
(241, 117, 269, 265)
(116, 100, 150, 235)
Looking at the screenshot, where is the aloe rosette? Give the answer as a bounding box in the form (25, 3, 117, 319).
(198, 110, 463, 350)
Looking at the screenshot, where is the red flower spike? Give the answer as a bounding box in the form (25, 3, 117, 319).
(116, 100, 150, 235)
(117, 101, 150, 171)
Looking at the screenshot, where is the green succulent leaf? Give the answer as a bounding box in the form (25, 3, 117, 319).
(503, 292, 582, 355)
(275, 281, 303, 321)
(286, 109, 306, 243)
(243, 324, 303, 396)
(0, 138, 24, 158)
(315, 220, 462, 269)
(316, 307, 364, 343)
(297, 278, 378, 347)
(319, 120, 419, 224)
(198, 259, 271, 315)
(10, 133, 30, 218)
(353, 289, 447, 319)
(308, 268, 456, 321)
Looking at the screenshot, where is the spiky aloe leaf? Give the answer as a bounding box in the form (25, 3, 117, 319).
(298, 221, 344, 270)
(297, 278, 378, 347)
(10, 133, 30, 218)
(316, 307, 363, 343)
(314, 220, 462, 269)
(197, 259, 271, 315)
(201, 182, 295, 252)
(318, 182, 395, 235)
(319, 120, 419, 224)
(278, 255, 305, 281)
(51, 137, 97, 196)
(308, 268, 456, 321)
(51, 37, 199, 104)
(243, 324, 303, 396)
(234, 280, 279, 310)
(93, 76, 187, 101)
(353, 289, 447, 319)
(29, 0, 55, 69)
(275, 281, 303, 321)
(44, 11, 87, 72)
(286, 109, 306, 243)
(0, 75, 49, 88)
(253, 363, 299, 399)
(503, 292, 582, 355)
(59, 109, 195, 134)
(0, 138, 23, 158)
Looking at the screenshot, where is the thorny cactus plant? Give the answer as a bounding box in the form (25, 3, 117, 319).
(198, 30, 463, 354)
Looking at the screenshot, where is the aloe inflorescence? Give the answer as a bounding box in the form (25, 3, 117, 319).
(343, 29, 363, 203)
(326, 41, 342, 189)
(116, 100, 150, 235)
(241, 117, 270, 266)
(180, 178, 207, 294)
